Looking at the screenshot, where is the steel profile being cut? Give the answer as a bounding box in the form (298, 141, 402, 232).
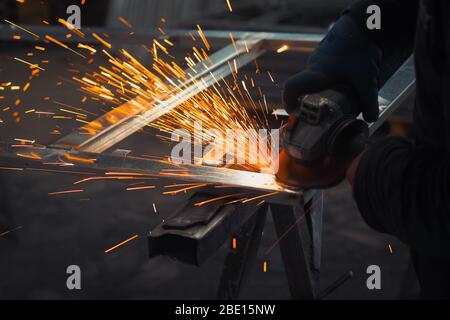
(0, 32, 414, 204)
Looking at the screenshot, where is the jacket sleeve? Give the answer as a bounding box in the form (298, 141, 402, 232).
(345, 0, 419, 51)
(345, 0, 419, 84)
(354, 137, 450, 253)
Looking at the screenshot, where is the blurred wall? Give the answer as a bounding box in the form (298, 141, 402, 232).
(105, 0, 355, 30)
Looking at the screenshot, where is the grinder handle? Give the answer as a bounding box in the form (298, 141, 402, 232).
(298, 86, 360, 122)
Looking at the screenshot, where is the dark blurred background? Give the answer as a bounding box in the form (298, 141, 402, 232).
(0, 0, 417, 299)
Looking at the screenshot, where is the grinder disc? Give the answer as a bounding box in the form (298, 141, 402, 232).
(275, 149, 348, 189)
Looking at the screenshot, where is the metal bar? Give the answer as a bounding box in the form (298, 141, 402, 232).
(52, 33, 267, 152)
(148, 193, 267, 265)
(273, 57, 416, 133)
(0, 142, 301, 205)
(367, 56, 416, 135)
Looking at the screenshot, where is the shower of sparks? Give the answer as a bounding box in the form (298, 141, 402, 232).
(104, 234, 139, 253)
(0, 17, 282, 223)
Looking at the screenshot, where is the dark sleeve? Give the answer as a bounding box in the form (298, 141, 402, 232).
(345, 1, 419, 84)
(354, 137, 450, 253)
(345, 0, 419, 51)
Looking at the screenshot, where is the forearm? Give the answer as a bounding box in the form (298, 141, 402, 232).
(350, 137, 450, 253)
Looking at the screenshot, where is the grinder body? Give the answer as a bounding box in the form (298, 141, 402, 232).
(276, 89, 369, 189)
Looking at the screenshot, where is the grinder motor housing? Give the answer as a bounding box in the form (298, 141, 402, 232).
(282, 89, 369, 166)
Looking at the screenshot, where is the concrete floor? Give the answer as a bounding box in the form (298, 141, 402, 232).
(0, 42, 419, 299)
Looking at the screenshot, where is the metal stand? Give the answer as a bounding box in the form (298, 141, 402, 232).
(217, 191, 323, 299)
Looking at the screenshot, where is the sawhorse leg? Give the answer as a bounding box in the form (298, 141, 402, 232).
(217, 191, 323, 299)
(217, 204, 269, 299)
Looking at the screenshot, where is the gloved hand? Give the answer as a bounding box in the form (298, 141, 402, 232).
(283, 14, 382, 122)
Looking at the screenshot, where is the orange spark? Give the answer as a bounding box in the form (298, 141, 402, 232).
(45, 35, 86, 58)
(118, 16, 133, 28)
(241, 192, 278, 203)
(4, 19, 39, 38)
(194, 193, 244, 206)
(276, 45, 289, 53)
(105, 234, 139, 253)
(163, 183, 208, 195)
(48, 189, 84, 196)
(63, 153, 97, 163)
(226, 0, 233, 12)
(126, 185, 156, 191)
(92, 33, 112, 48)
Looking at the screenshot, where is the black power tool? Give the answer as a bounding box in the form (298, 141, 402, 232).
(276, 89, 369, 189)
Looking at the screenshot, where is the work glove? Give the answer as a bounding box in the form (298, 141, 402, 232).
(283, 14, 382, 122)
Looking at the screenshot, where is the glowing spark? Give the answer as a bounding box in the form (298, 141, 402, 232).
(226, 0, 233, 12)
(263, 261, 267, 273)
(104, 234, 139, 253)
(77, 43, 97, 54)
(196, 25, 210, 50)
(92, 33, 112, 48)
(63, 153, 97, 163)
(118, 16, 132, 28)
(276, 45, 289, 53)
(126, 185, 156, 191)
(14, 57, 45, 71)
(152, 203, 157, 213)
(388, 244, 393, 254)
(232, 237, 237, 249)
(3, 19, 40, 38)
(14, 138, 35, 144)
(163, 183, 208, 195)
(48, 189, 84, 196)
(241, 192, 279, 203)
(45, 35, 86, 58)
(194, 193, 244, 206)
(58, 18, 85, 38)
